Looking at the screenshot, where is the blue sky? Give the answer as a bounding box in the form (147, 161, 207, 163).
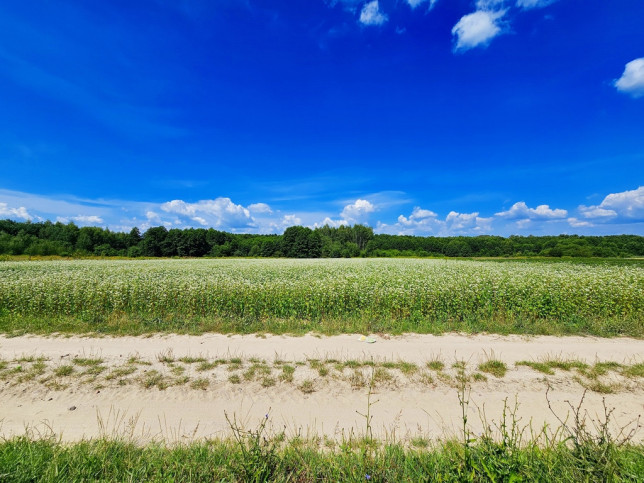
(0, 0, 643, 236)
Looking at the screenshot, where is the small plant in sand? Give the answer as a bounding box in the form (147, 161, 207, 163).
(54, 365, 74, 377)
(477, 360, 507, 378)
(190, 377, 209, 390)
(299, 379, 315, 393)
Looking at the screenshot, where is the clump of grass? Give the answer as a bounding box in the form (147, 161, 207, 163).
(623, 363, 644, 378)
(190, 378, 209, 390)
(418, 372, 434, 385)
(397, 361, 418, 376)
(105, 365, 137, 380)
(426, 359, 445, 372)
(410, 436, 430, 448)
(373, 367, 393, 385)
(348, 369, 366, 389)
(547, 358, 588, 372)
(452, 361, 467, 370)
(178, 356, 207, 364)
(73, 357, 103, 367)
(170, 365, 186, 376)
(472, 372, 488, 382)
(127, 356, 151, 366)
(299, 379, 315, 393)
(574, 376, 616, 394)
(157, 350, 175, 364)
(82, 365, 106, 376)
(54, 365, 74, 377)
(516, 361, 555, 375)
(477, 360, 507, 378)
(228, 374, 241, 384)
(261, 376, 276, 388)
(585, 361, 623, 378)
(196, 361, 219, 372)
(140, 370, 170, 390)
(280, 365, 295, 383)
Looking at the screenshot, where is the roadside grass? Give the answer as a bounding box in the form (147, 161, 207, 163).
(1, 387, 643, 481)
(477, 360, 507, 378)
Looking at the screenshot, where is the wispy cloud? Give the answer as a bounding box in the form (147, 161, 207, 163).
(516, 0, 558, 9)
(406, 0, 438, 9)
(614, 58, 644, 98)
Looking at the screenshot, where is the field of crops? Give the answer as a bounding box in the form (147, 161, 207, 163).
(1, 258, 642, 336)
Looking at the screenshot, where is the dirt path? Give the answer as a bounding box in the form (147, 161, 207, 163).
(1, 333, 643, 443)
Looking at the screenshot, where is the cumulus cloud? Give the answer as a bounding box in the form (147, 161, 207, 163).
(161, 197, 255, 229)
(381, 207, 491, 235)
(0, 202, 31, 220)
(614, 58, 644, 98)
(397, 206, 438, 227)
(248, 202, 273, 214)
(359, 1, 388, 26)
(446, 211, 492, 232)
(340, 199, 376, 223)
(452, 9, 506, 51)
(281, 214, 302, 226)
(495, 201, 567, 220)
(580, 186, 644, 221)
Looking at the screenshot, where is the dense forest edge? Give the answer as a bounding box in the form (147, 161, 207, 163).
(1, 218, 643, 259)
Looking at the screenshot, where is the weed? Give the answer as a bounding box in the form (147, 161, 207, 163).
(54, 365, 74, 377)
(477, 360, 507, 378)
(190, 378, 209, 390)
(299, 379, 315, 393)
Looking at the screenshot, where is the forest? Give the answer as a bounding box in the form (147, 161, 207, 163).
(1, 218, 643, 258)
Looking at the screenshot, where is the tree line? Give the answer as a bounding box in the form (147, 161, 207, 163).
(1, 219, 643, 258)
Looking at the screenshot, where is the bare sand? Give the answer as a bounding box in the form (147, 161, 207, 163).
(1, 333, 643, 443)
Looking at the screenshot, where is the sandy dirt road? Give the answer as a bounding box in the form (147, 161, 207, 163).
(1, 333, 643, 443)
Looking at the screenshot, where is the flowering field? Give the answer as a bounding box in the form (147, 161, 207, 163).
(0, 258, 642, 336)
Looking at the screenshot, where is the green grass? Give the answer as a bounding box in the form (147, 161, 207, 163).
(1, 258, 642, 337)
(477, 360, 508, 378)
(0, 435, 642, 482)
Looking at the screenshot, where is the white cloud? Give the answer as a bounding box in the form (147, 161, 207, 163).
(381, 207, 491, 235)
(452, 9, 506, 51)
(579, 207, 617, 219)
(568, 217, 593, 228)
(407, 0, 438, 9)
(580, 186, 644, 221)
(281, 214, 302, 226)
(248, 202, 273, 214)
(516, 0, 557, 9)
(397, 206, 438, 227)
(359, 1, 388, 26)
(340, 199, 376, 223)
(447, 211, 493, 233)
(614, 58, 644, 98)
(0, 202, 31, 220)
(495, 201, 567, 220)
(72, 215, 104, 224)
(161, 197, 255, 229)
(476, 0, 506, 9)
